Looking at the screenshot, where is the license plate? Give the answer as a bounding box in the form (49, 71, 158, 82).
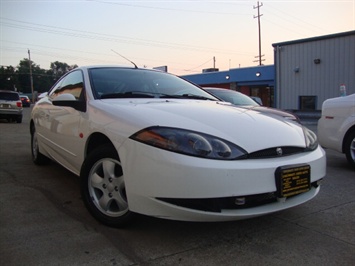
(0, 104, 10, 108)
(275, 164, 311, 198)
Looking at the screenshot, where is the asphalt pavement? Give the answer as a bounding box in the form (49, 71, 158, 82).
(0, 107, 354, 266)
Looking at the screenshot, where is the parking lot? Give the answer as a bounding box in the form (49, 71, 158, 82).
(1, 107, 354, 266)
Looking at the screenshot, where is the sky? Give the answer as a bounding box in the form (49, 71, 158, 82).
(0, 0, 354, 76)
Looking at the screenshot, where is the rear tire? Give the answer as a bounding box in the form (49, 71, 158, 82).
(344, 130, 355, 169)
(80, 145, 133, 227)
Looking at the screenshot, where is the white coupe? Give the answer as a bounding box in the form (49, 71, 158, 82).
(30, 66, 326, 227)
(318, 94, 355, 168)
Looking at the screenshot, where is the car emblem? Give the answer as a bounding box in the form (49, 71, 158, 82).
(276, 147, 283, 156)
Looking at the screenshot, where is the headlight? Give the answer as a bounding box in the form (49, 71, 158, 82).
(303, 127, 318, 151)
(130, 126, 247, 160)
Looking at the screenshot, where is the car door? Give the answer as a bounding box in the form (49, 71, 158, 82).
(43, 70, 86, 174)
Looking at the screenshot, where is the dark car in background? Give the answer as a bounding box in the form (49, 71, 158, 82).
(0, 90, 23, 123)
(204, 87, 300, 123)
(20, 95, 31, 107)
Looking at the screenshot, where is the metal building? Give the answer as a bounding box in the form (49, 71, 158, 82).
(182, 30, 354, 111)
(272, 30, 355, 111)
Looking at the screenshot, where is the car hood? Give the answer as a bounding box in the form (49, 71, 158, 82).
(92, 99, 307, 153)
(322, 93, 355, 113)
(239, 105, 299, 121)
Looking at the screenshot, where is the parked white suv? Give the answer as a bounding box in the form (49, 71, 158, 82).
(318, 94, 355, 168)
(0, 90, 23, 123)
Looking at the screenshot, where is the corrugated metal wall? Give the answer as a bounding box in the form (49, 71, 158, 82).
(274, 33, 355, 110)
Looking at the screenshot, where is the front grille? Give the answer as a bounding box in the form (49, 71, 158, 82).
(157, 192, 278, 213)
(248, 146, 305, 159)
(157, 181, 320, 213)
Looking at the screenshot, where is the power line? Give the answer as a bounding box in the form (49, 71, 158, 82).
(265, 3, 330, 34)
(90, 0, 252, 16)
(183, 58, 213, 72)
(0, 41, 217, 70)
(0, 17, 253, 56)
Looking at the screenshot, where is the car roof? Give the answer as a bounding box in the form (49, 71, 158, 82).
(80, 64, 134, 69)
(0, 90, 19, 94)
(78, 65, 161, 71)
(204, 87, 241, 93)
(71, 65, 169, 75)
(204, 87, 244, 94)
(204, 87, 226, 91)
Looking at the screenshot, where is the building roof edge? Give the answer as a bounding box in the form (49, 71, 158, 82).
(272, 30, 355, 47)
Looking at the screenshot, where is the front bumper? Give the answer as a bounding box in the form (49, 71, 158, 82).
(0, 111, 23, 120)
(119, 140, 326, 221)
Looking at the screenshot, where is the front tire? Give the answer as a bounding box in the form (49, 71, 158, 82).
(80, 145, 133, 227)
(31, 125, 50, 165)
(344, 130, 355, 169)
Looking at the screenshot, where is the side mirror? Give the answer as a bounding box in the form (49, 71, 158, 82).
(53, 93, 86, 112)
(54, 93, 76, 101)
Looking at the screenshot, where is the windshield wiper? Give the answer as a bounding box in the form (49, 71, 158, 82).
(159, 93, 216, 101)
(100, 91, 155, 99)
(100, 91, 216, 101)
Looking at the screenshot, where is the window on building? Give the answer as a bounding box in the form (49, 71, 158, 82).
(299, 96, 317, 110)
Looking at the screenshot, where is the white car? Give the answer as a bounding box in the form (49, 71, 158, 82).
(30, 66, 326, 227)
(318, 94, 355, 168)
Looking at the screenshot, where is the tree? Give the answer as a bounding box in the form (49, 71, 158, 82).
(0, 59, 78, 94)
(16, 58, 41, 93)
(50, 61, 78, 82)
(0, 66, 18, 91)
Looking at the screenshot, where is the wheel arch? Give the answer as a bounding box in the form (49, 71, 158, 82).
(342, 124, 355, 153)
(30, 119, 35, 135)
(85, 132, 117, 157)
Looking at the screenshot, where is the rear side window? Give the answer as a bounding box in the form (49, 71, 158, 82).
(0, 92, 20, 101)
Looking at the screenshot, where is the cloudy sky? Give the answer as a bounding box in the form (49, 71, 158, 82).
(1, 0, 354, 75)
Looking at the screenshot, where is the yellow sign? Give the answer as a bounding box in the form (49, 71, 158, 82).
(276, 165, 311, 198)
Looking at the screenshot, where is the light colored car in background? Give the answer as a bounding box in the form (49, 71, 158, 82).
(30, 66, 326, 227)
(0, 90, 23, 123)
(204, 87, 300, 123)
(38, 91, 48, 100)
(318, 94, 355, 168)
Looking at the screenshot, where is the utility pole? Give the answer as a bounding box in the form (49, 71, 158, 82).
(253, 1, 264, 65)
(28, 49, 34, 103)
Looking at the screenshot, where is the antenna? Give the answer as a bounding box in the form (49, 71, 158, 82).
(111, 49, 138, 69)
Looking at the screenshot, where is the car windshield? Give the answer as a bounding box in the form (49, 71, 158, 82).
(207, 89, 259, 106)
(0, 92, 19, 101)
(89, 68, 217, 101)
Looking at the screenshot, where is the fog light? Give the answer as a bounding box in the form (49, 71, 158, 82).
(316, 179, 323, 187)
(235, 197, 245, 205)
(277, 197, 286, 203)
